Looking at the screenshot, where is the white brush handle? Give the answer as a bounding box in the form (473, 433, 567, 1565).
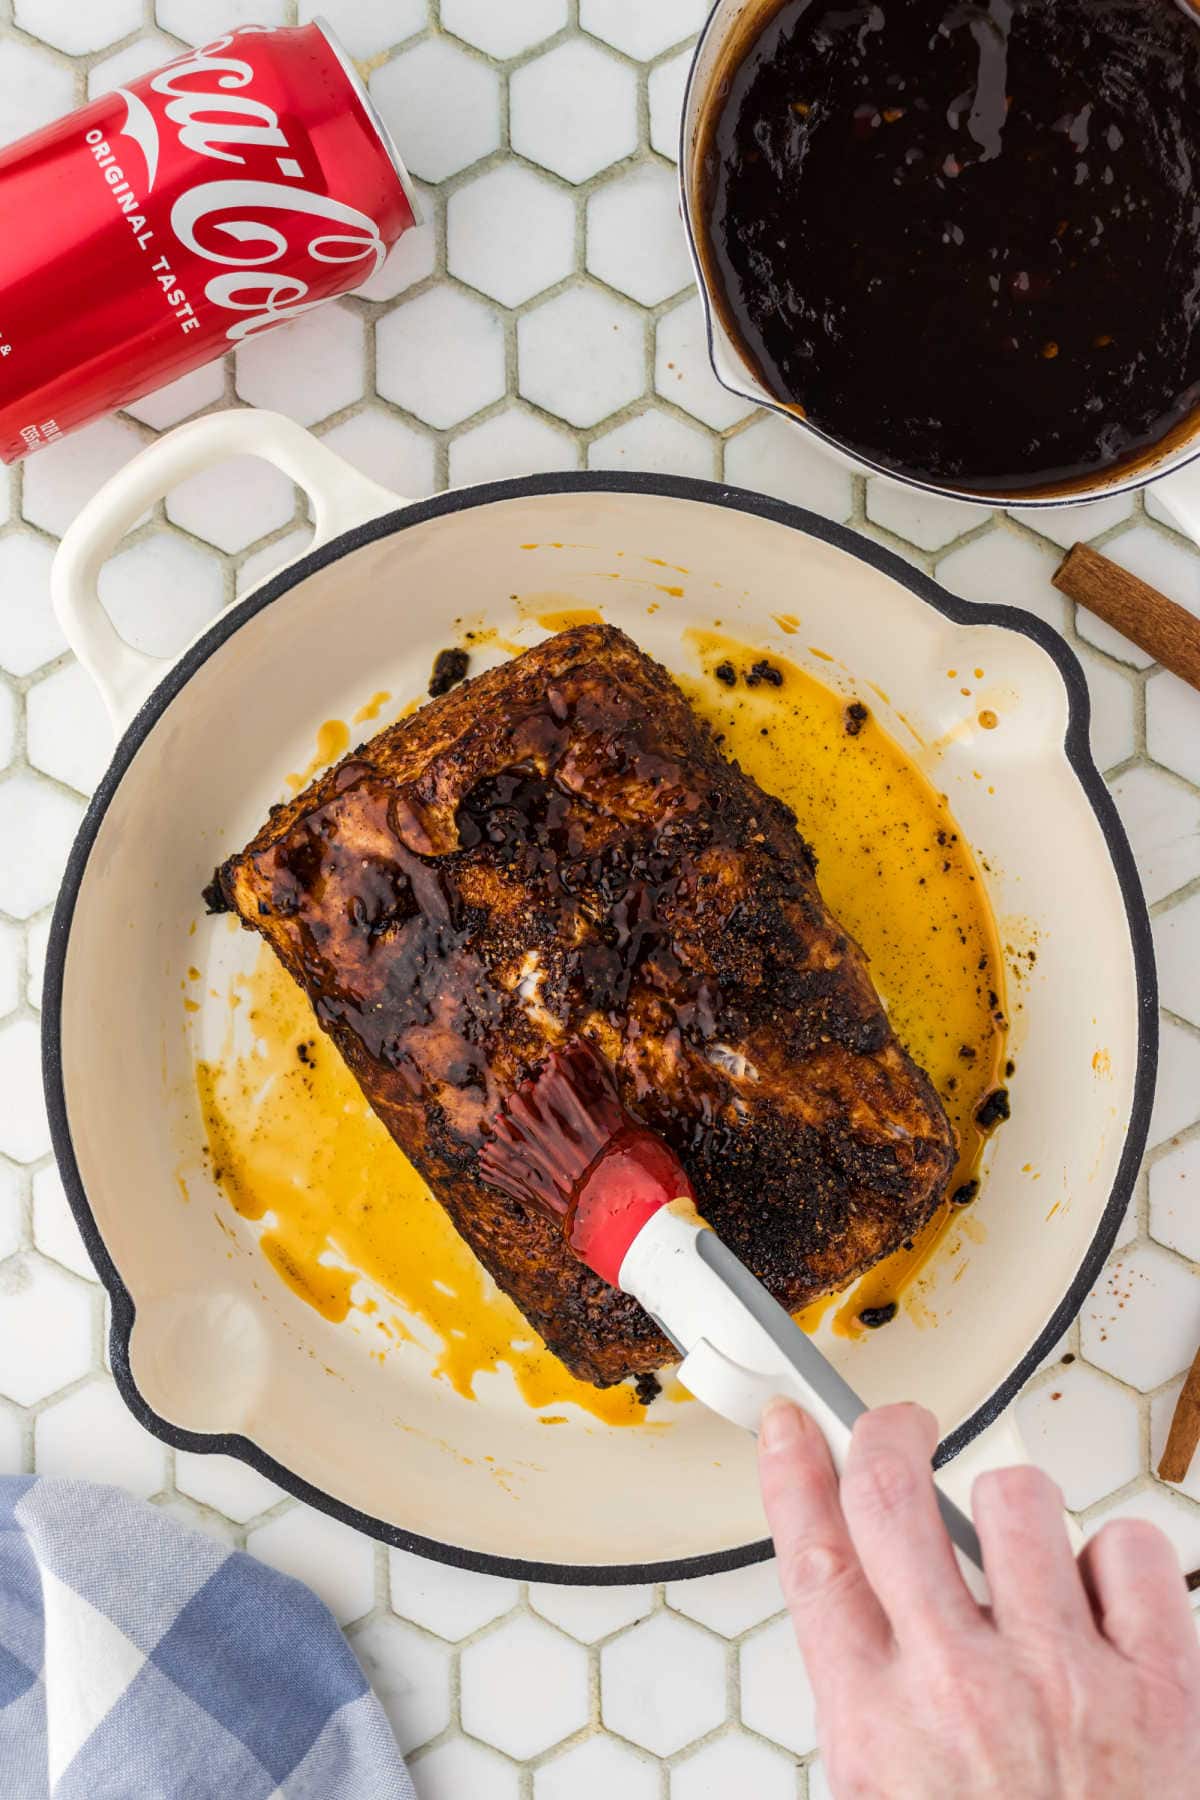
(619, 1204, 988, 1602)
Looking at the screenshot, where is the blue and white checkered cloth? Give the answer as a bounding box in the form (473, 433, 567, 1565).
(0, 1476, 415, 1798)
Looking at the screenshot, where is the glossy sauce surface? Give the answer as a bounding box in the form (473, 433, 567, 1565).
(196, 639, 1006, 1415)
(701, 0, 1200, 491)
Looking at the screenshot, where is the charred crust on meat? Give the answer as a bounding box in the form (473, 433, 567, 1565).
(201, 869, 231, 914)
(216, 624, 956, 1386)
(634, 1372, 662, 1406)
(429, 647, 470, 698)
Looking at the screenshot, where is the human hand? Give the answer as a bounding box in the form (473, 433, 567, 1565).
(758, 1399, 1200, 1799)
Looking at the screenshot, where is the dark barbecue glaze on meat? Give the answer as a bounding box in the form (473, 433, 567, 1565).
(213, 626, 956, 1387)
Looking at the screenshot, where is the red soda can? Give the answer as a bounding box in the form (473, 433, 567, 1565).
(0, 21, 418, 462)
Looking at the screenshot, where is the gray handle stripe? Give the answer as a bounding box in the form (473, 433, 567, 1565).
(935, 1487, 985, 1571)
(694, 1232, 984, 1573)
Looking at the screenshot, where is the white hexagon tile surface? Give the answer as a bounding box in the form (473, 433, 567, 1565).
(0, 5, 1199, 1797)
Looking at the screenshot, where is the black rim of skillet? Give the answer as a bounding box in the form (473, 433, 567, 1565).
(42, 470, 1157, 1585)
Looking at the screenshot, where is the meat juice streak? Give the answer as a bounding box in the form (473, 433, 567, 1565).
(196, 640, 1006, 1415)
(701, 0, 1200, 490)
(196, 950, 650, 1427)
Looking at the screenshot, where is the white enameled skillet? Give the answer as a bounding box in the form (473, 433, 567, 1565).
(43, 409, 1154, 1580)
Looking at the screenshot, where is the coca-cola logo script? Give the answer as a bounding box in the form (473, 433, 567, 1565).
(114, 27, 387, 342)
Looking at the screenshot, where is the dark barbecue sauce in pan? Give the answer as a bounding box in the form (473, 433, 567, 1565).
(700, 0, 1200, 492)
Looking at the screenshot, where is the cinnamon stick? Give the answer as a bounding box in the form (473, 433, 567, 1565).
(1158, 1343, 1200, 1484)
(1052, 541, 1200, 693)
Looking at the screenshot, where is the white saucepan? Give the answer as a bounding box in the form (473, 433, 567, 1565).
(44, 409, 1154, 1580)
(680, 0, 1200, 530)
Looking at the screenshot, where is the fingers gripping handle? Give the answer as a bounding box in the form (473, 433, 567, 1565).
(51, 408, 401, 734)
(618, 1206, 989, 1601)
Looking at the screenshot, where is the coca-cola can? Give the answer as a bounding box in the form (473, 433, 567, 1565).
(0, 20, 419, 462)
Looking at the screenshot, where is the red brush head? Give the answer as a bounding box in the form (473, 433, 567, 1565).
(479, 1040, 693, 1288)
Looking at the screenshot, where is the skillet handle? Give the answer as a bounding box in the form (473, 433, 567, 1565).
(937, 1408, 1083, 1552)
(50, 408, 402, 735)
